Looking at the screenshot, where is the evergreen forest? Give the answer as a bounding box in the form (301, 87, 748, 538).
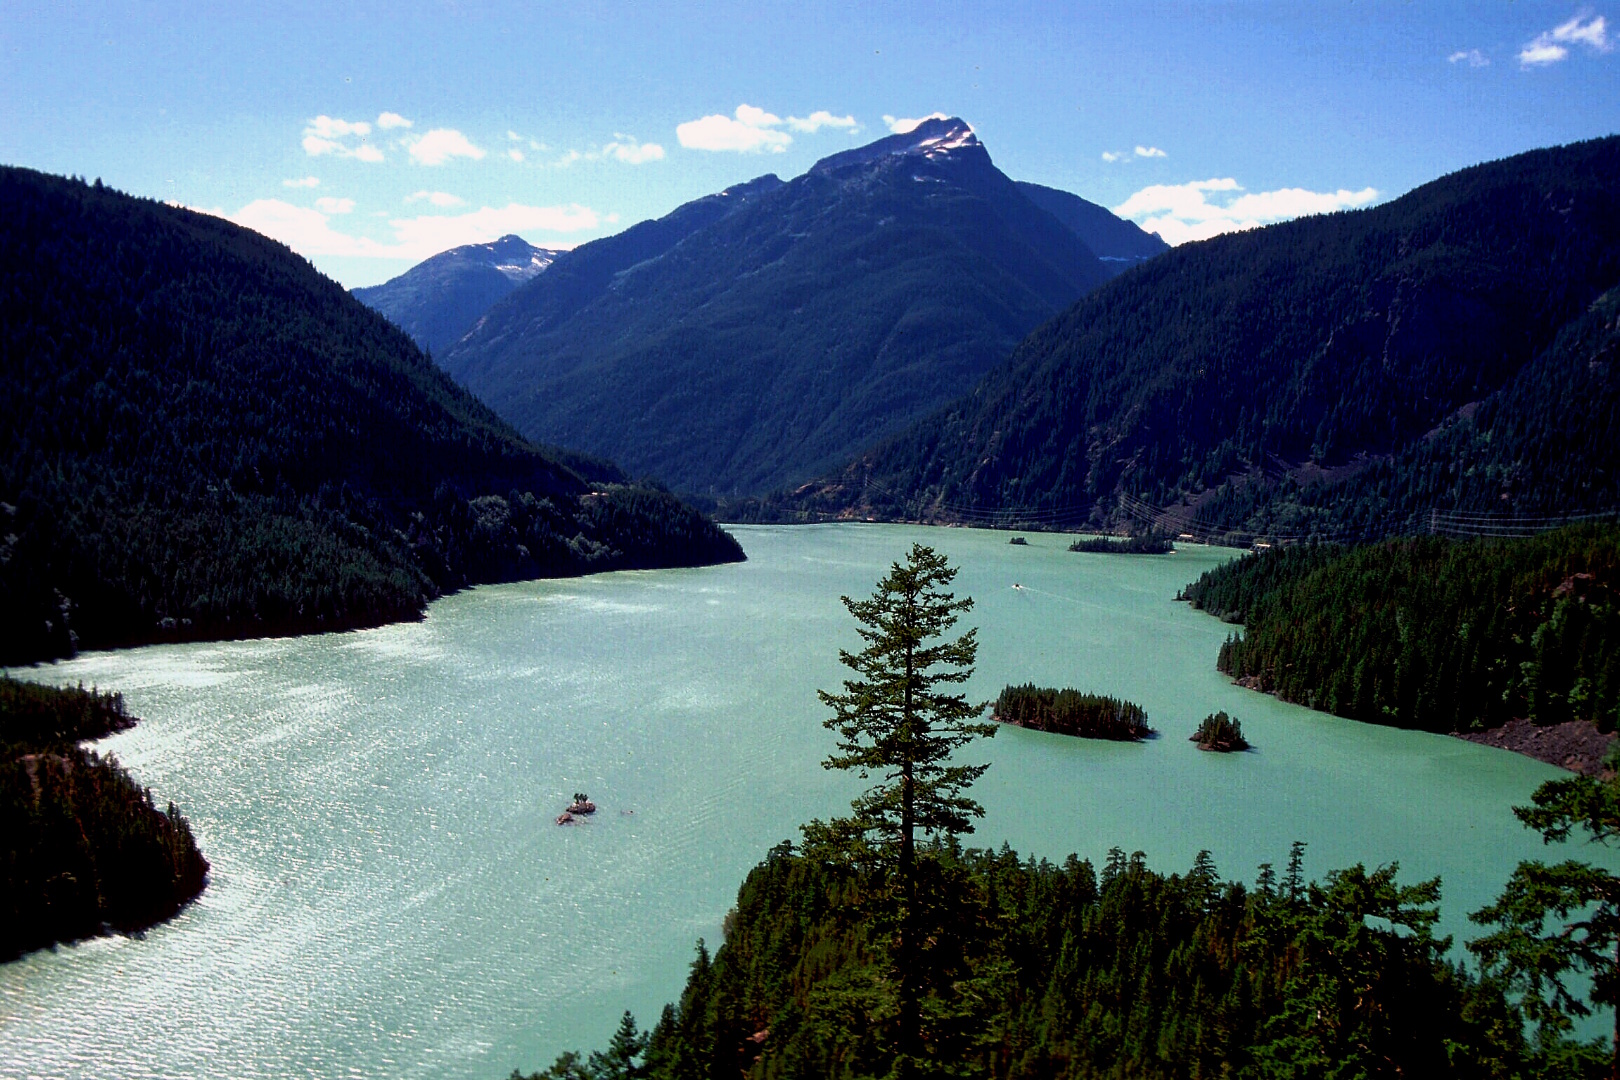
(0, 167, 742, 666)
(761, 136, 1620, 539)
(517, 840, 1609, 1080)
(0, 677, 209, 960)
(1182, 525, 1620, 733)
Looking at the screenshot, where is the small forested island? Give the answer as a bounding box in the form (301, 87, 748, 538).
(993, 684, 1152, 740)
(1007, 536, 1028, 545)
(1181, 524, 1618, 771)
(1191, 710, 1250, 752)
(1068, 532, 1174, 554)
(1, 677, 208, 961)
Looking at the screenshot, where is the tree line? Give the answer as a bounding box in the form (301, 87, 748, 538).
(1183, 524, 1620, 733)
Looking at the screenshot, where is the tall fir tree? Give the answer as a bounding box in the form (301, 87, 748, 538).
(806, 543, 996, 1077)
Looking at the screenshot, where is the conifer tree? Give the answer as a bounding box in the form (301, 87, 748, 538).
(808, 543, 995, 1076)
(1471, 760, 1620, 1080)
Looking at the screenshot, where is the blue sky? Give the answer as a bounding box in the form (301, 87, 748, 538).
(3, 2, 1615, 287)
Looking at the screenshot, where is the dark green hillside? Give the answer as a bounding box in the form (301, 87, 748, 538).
(781, 136, 1620, 534)
(451, 172, 786, 357)
(1199, 286, 1620, 540)
(444, 118, 1113, 496)
(0, 167, 742, 665)
(2, 678, 209, 959)
(521, 842, 1562, 1080)
(1182, 525, 1620, 734)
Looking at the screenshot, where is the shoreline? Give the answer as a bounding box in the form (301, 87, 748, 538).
(1453, 716, 1614, 777)
(1231, 675, 1612, 776)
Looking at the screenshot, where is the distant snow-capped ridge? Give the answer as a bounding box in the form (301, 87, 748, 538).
(467, 235, 561, 283)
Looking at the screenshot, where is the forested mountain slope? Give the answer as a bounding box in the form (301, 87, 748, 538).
(776, 136, 1620, 535)
(352, 234, 562, 356)
(443, 118, 1117, 496)
(0, 167, 741, 665)
(1014, 181, 1168, 274)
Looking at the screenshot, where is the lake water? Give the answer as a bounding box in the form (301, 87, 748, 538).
(0, 524, 1592, 1078)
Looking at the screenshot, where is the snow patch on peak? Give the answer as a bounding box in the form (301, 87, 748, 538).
(809, 116, 982, 174)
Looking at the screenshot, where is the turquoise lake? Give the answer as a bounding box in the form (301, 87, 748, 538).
(0, 524, 1590, 1078)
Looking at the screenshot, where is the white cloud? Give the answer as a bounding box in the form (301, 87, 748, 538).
(1448, 49, 1489, 67)
(1102, 147, 1167, 163)
(388, 204, 600, 252)
(603, 136, 665, 164)
(314, 196, 355, 214)
(282, 176, 320, 188)
(677, 104, 793, 152)
(1520, 14, 1611, 66)
(883, 112, 948, 134)
(302, 116, 383, 161)
(213, 198, 600, 261)
(1554, 13, 1611, 49)
(734, 104, 782, 128)
(1113, 177, 1377, 246)
(507, 130, 523, 141)
(787, 110, 858, 133)
(377, 111, 413, 130)
(508, 148, 525, 162)
(544, 135, 667, 167)
(307, 115, 371, 139)
(405, 190, 466, 208)
(408, 128, 486, 165)
(1519, 40, 1568, 65)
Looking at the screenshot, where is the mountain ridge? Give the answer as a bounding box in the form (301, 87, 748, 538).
(752, 135, 1620, 536)
(353, 234, 566, 356)
(442, 117, 1130, 496)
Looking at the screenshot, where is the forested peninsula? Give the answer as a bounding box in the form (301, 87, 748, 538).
(1, 678, 208, 960)
(0, 167, 742, 666)
(1182, 525, 1619, 768)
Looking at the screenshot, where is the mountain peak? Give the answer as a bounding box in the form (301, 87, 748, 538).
(901, 115, 979, 152)
(810, 116, 982, 174)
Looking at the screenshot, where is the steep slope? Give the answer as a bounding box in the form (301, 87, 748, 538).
(443, 118, 1115, 496)
(353, 234, 563, 356)
(1014, 181, 1169, 275)
(0, 167, 742, 665)
(779, 136, 1620, 534)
